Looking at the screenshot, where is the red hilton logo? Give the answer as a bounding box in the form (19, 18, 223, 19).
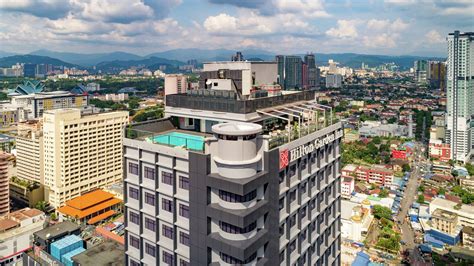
(280, 149, 289, 169)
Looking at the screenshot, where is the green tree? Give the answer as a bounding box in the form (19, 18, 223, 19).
(402, 163, 411, 172)
(128, 98, 140, 109)
(35, 201, 47, 211)
(438, 187, 446, 195)
(372, 205, 392, 220)
(372, 136, 382, 144)
(417, 195, 425, 204)
(465, 163, 474, 176)
(379, 189, 389, 198)
(50, 213, 57, 221)
(418, 185, 425, 192)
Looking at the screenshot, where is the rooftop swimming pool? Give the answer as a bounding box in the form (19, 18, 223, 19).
(148, 132, 204, 151)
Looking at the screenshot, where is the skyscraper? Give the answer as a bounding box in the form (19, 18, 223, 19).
(284, 56, 303, 90)
(446, 31, 474, 163)
(124, 63, 342, 265)
(428, 61, 447, 90)
(23, 64, 36, 78)
(42, 109, 128, 208)
(304, 53, 319, 89)
(276, 55, 285, 88)
(414, 60, 428, 84)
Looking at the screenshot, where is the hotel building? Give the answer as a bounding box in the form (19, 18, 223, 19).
(124, 62, 342, 265)
(42, 109, 128, 208)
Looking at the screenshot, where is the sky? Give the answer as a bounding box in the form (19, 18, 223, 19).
(0, 0, 472, 56)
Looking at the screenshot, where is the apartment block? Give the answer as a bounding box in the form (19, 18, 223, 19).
(16, 120, 44, 183)
(342, 164, 394, 188)
(124, 64, 342, 266)
(42, 109, 128, 208)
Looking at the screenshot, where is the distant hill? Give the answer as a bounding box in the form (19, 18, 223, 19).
(0, 50, 15, 58)
(146, 48, 275, 62)
(95, 56, 185, 73)
(30, 49, 143, 67)
(0, 55, 78, 68)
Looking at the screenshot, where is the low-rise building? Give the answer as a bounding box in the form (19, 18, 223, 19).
(341, 200, 373, 242)
(429, 139, 451, 162)
(432, 209, 458, 234)
(458, 176, 474, 190)
(33, 221, 81, 253)
(430, 198, 474, 228)
(359, 121, 408, 138)
(57, 189, 122, 225)
(342, 177, 355, 199)
(0, 208, 45, 265)
(342, 164, 395, 187)
(462, 226, 474, 250)
(9, 177, 44, 208)
(71, 240, 125, 266)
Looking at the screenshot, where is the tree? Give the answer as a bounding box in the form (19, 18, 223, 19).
(372, 205, 392, 220)
(465, 163, 474, 176)
(438, 187, 446, 195)
(402, 164, 411, 172)
(379, 189, 389, 198)
(418, 185, 425, 192)
(128, 98, 140, 109)
(50, 213, 57, 221)
(417, 195, 425, 204)
(35, 201, 47, 211)
(372, 136, 382, 144)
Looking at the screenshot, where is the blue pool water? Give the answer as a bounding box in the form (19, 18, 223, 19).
(150, 132, 204, 151)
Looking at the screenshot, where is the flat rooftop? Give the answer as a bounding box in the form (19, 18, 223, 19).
(72, 240, 124, 266)
(432, 209, 458, 221)
(34, 221, 80, 241)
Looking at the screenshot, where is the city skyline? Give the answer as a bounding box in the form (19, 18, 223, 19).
(1, 0, 472, 56)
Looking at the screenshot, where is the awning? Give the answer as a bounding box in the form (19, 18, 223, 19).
(87, 210, 116, 225)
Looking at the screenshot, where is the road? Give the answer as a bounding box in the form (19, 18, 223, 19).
(396, 143, 428, 265)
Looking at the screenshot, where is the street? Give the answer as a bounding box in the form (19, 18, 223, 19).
(396, 143, 428, 265)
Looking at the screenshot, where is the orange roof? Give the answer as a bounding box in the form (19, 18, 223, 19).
(65, 190, 115, 210)
(58, 198, 122, 219)
(95, 227, 125, 245)
(87, 210, 116, 225)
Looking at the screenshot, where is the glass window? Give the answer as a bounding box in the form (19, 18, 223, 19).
(129, 211, 139, 225)
(162, 198, 173, 212)
(218, 190, 256, 203)
(145, 217, 156, 232)
(129, 162, 139, 175)
(129, 235, 139, 249)
(279, 198, 284, 211)
(162, 224, 174, 239)
(179, 176, 189, 190)
(145, 192, 155, 206)
(219, 221, 256, 234)
(144, 166, 155, 180)
(145, 243, 156, 257)
(179, 204, 189, 218)
(130, 259, 140, 266)
(162, 171, 174, 185)
(289, 190, 296, 202)
(220, 252, 256, 264)
(129, 187, 139, 200)
(162, 251, 174, 265)
(289, 215, 296, 228)
(289, 240, 296, 253)
(179, 231, 190, 246)
(179, 259, 190, 266)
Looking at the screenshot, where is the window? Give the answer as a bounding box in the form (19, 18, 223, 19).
(129, 211, 140, 225)
(219, 221, 256, 234)
(279, 198, 284, 211)
(179, 204, 189, 218)
(129, 235, 139, 249)
(162, 198, 173, 212)
(219, 190, 256, 203)
(279, 225, 285, 236)
(144, 166, 155, 180)
(129, 162, 138, 175)
(179, 231, 190, 246)
(310, 199, 316, 210)
(289, 215, 296, 228)
(220, 252, 256, 264)
(289, 190, 296, 203)
(180, 259, 190, 266)
(280, 251, 285, 263)
(162, 251, 174, 265)
(145, 217, 156, 232)
(300, 182, 307, 194)
(179, 176, 189, 190)
(162, 171, 173, 185)
(289, 164, 296, 176)
(300, 229, 307, 241)
(279, 171, 285, 184)
(145, 192, 155, 206)
(145, 243, 156, 257)
(301, 207, 307, 219)
(162, 224, 174, 239)
(289, 240, 296, 253)
(301, 158, 307, 169)
(129, 187, 139, 200)
(130, 259, 140, 266)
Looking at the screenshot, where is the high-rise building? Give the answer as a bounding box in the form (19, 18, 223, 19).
(231, 51, 244, 62)
(414, 60, 429, 84)
(23, 64, 36, 78)
(428, 61, 447, 90)
(16, 120, 43, 183)
(326, 74, 343, 88)
(302, 62, 309, 89)
(42, 109, 128, 208)
(446, 31, 474, 163)
(276, 55, 285, 88)
(284, 56, 303, 90)
(124, 66, 342, 265)
(304, 53, 319, 89)
(0, 153, 14, 216)
(164, 74, 188, 96)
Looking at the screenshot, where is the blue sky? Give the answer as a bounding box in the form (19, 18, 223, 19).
(0, 0, 472, 56)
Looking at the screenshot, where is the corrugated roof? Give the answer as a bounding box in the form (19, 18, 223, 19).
(65, 190, 115, 210)
(87, 210, 116, 225)
(58, 198, 122, 219)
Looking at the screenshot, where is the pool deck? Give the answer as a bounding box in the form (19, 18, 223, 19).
(154, 128, 212, 138)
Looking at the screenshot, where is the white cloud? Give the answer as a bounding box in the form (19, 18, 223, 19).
(363, 33, 397, 48)
(425, 30, 444, 44)
(367, 18, 408, 32)
(326, 20, 359, 38)
(203, 13, 237, 33)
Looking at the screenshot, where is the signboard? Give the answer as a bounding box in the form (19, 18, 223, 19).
(279, 129, 343, 169)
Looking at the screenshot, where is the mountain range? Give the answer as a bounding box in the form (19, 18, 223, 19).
(0, 49, 445, 72)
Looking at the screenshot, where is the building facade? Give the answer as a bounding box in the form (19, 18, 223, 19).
(42, 109, 128, 208)
(124, 85, 342, 265)
(446, 31, 474, 163)
(0, 153, 14, 216)
(164, 74, 188, 97)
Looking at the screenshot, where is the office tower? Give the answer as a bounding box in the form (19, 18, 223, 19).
(0, 153, 13, 216)
(16, 120, 44, 183)
(328, 60, 338, 74)
(23, 64, 36, 78)
(164, 74, 188, 96)
(302, 62, 309, 89)
(42, 109, 128, 208)
(276, 55, 285, 88)
(304, 53, 319, 89)
(414, 60, 429, 84)
(285, 56, 303, 90)
(326, 74, 343, 88)
(446, 31, 474, 163)
(124, 64, 342, 265)
(231, 51, 244, 62)
(428, 61, 447, 90)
